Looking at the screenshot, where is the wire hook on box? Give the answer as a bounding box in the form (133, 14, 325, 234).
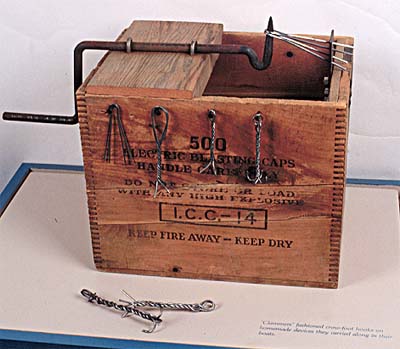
(151, 106, 170, 197)
(246, 112, 264, 184)
(103, 103, 133, 165)
(199, 109, 218, 175)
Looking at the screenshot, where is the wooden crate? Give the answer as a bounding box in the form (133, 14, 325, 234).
(77, 20, 353, 288)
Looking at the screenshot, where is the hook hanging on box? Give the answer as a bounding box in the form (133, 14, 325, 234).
(151, 106, 170, 198)
(103, 103, 133, 165)
(246, 112, 264, 184)
(199, 109, 218, 175)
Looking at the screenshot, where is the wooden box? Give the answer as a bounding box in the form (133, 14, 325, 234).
(77, 20, 353, 288)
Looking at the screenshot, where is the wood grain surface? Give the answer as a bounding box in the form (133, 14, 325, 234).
(97, 218, 332, 284)
(205, 32, 331, 99)
(87, 21, 223, 98)
(84, 95, 338, 186)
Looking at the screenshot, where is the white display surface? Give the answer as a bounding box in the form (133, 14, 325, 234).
(1, 0, 400, 192)
(0, 170, 399, 349)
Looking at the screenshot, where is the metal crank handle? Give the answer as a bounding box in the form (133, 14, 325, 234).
(2, 112, 78, 125)
(2, 18, 274, 125)
(2, 40, 127, 125)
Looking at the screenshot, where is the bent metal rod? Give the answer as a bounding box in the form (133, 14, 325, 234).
(2, 18, 275, 125)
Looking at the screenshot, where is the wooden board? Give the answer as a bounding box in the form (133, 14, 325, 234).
(86, 21, 223, 99)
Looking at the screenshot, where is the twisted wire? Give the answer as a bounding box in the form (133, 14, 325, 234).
(115, 108, 133, 165)
(81, 289, 161, 332)
(125, 299, 215, 312)
(255, 116, 262, 180)
(151, 106, 170, 197)
(246, 112, 263, 184)
(199, 109, 217, 175)
(103, 110, 113, 162)
(103, 104, 133, 164)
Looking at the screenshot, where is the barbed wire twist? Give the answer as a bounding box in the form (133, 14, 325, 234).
(120, 289, 215, 312)
(81, 289, 162, 333)
(246, 112, 264, 184)
(151, 106, 170, 197)
(199, 109, 217, 175)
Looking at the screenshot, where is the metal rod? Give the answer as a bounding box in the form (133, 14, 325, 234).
(332, 55, 349, 64)
(286, 33, 329, 43)
(267, 33, 331, 62)
(268, 32, 329, 56)
(332, 41, 354, 49)
(333, 47, 354, 55)
(271, 30, 331, 50)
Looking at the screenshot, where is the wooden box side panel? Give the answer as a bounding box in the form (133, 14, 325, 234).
(97, 218, 333, 286)
(326, 105, 347, 287)
(77, 91, 103, 266)
(328, 36, 353, 285)
(78, 93, 350, 288)
(328, 72, 352, 286)
(76, 26, 353, 288)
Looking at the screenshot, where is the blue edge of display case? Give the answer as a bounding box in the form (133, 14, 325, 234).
(0, 162, 399, 349)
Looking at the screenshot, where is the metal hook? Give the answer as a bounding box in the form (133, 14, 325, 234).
(103, 104, 133, 165)
(246, 112, 264, 184)
(142, 320, 160, 334)
(151, 106, 170, 198)
(199, 109, 218, 175)
(198, 300, 216, 312)
(103, 108, 114, 163)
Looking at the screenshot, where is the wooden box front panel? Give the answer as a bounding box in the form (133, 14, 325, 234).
(78, 92, 347, 288)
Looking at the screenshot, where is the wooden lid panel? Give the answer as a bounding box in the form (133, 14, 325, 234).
(86, 21, 223, 98)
